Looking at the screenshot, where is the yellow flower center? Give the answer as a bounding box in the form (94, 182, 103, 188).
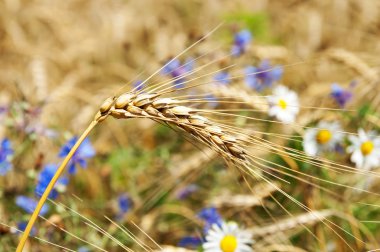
(361, 141, 374, 156)
(220, 235, 238, 252)
(278, 99, 287, 109)
(316, 129, 332, 144)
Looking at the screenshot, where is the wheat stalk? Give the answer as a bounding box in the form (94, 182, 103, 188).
(16, 120, 98, 251)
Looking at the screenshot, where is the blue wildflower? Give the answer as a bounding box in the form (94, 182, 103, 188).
(213, 71, 231, 85)
(35, 164, 69, 199)
(197, 207, 222, 232)
(245, 60, 283, 91)
(0, 138, 13, 175)
(161, 58, 194, 89)
(176, 184, 199, 200)
(118, 193, 131, 214)
(13, 222, 37, 236)
(231, 29, 252, 56)
(15, 196, 49, 215)
(116, 193, 132, 221)
(59, 137, 95, 174)
(330, 82, 354, 107)
(178, 236, 202, 248)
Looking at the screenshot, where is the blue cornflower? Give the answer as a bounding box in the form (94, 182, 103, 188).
(330, 82, 355, 107)
(213, 71, 231, 85)
(59, 137, 95, 174)
(15, 196, 49, 215)
(178, 236, 202, 248)
(231, 29, 252, 56)
(161, 58, 194, 88)
(35, 164, 69, 199)
(245, 60, 283, 91)
(176, 184, 199, 200)
(116, 193, 132, 220)
(12, 222, 37, 236)
(0, 138, 13, 175)
(118, 193, 131, 214)
(197, 207, 222, 232)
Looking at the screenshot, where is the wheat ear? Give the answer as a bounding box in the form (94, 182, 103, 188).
(16, 90, 248, 251)
(102, 92, 249, 160)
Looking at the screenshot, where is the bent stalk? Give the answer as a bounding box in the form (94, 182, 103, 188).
(16, 120, 99, 252)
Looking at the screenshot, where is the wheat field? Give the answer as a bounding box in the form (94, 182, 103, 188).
(1, 0, 380, 251)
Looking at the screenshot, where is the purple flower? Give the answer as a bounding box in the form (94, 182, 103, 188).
(231, 29, 252, 57)
(213, 71, 231, 85)
(0, 138, 13, 175)
(176, 184, 199, 199)
(59, 137, 95, 174)
(15, 196, 49, 215)
(245, 60, 283, 91)
(178, 236, 202, 248)
(330, 82, 354, 107)
(161, 58, 194, 89)
(197, 207, 222, 232)
(35, 164, 69, 199)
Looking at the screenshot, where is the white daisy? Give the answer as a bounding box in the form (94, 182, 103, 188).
(303, 121, 343, 156)
(347, 128, 380, 170)
(267, 85, 299, 123)
(203, 221, 253, 252)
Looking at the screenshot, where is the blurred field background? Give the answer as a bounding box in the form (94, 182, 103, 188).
(2, 0, 380, 251)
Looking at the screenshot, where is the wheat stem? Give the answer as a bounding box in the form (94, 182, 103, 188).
(16, 120, 99, 252)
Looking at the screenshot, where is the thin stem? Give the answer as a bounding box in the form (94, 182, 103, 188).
(16, 120, 99, 252)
